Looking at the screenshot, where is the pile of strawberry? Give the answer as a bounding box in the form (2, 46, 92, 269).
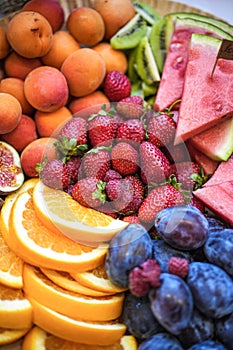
(38, 70, 206, 231)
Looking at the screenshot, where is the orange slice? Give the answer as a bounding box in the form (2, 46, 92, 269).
(22, 326, 138, 350)
(0, 178, 38, 289)
(33, 180, 128, 245)
(0, 282, 32, 329)
(71, 263, 128, 294)
(8, 190, 108, 272)
(23, 264, 124, 322)
(40, 268, 114, 297)
(0, 327, 30, 346)
(27, 297, 126, 346)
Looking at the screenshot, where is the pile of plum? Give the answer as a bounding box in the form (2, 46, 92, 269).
(105, 204, 233, 349)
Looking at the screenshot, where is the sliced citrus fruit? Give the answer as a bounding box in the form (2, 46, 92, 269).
(22, 326, 138, 350)
(71, 263, 128, 294)
(0, 327, 30, 346)
(0, 178, 38, 289)
(40, 268, 114, 297)
(23, 264, 124, 322)
(8, 190, 108, 272)
(0, 282, 32, 329)
(27, 297, 126, 346)
(33, 180, 128, 245)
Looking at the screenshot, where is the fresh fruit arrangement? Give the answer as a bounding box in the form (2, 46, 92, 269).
(0, 0, 233, 349)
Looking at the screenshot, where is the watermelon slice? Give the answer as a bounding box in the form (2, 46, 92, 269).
(194, 154, 233, 225)
(186, 141, 219, 176)
(154, 17, 233, 112)
(203, 154, 233, 187)
(189, 117, 233, 161)
(194, 182, 233, 226)
(175, 34, 233, 144)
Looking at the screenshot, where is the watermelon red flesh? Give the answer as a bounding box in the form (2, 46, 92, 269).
(174, 34, 233, 144)
(189, 117, 233, 161)
(203, 154, 233, 187)
(153, 21, 232, 112)
(193, 182, 233, 226)
(186, 141, 219, 176)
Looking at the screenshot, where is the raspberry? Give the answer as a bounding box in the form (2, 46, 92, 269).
(140, 259, 161, 288)
(168, 257, 189, 278)
(103, 70, 131, 102)
(129, 267, 151, 297)
(129, 258, 161, 297)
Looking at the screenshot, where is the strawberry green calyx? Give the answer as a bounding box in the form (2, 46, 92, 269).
(54, 135, 88, 160)
(92, 180, 107, 204)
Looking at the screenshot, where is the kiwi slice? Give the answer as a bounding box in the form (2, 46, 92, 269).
(135, 36, 160, 86)
(142, 81, 157, 97)
(110, 14, 148, 50)
(133, 1, 161, 25)
(127, 48, 140, 83)
(149, 16, 174, 73)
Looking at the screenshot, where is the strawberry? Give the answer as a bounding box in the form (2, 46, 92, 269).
(116, 95, 144, 119)
(170, 161, 205, 191)
(103, 169, 122, 182)
(111, 142, 139, 176)
(39, 159, 71, 190)
(55, 117, 88, 159)
(138, 184, 184, 224)
(112, 175, 144, 215)
(88, 109, 118, 147)
(65, 156, 82, 184)
(82, 147, 111, 180)
(106, 179, 122, 201)
(122, 215, 140, 224)
(187, 194, 205, 213)
(139, 141, 171, 185)
(147, 113, 176, 148)
(103, 70, 131, 102)
(71, 177, 106, 209)
(116, 119, 146, 147)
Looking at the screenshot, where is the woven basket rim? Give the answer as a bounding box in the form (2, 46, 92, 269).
(0, 0, 230, 28)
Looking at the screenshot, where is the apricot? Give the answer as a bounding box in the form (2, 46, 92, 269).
(24, 66, 69, 112)
(69, 91, 109, 119)
(1, 114, 37, 152)
(93, 42, 128, 73)
(6, 11, 53, 58)
(92, 0, 136, 40)
(41, 30, 80, 69)
(67, 7, 105, 47)
(22, 0, 65, 32)
(0, 26, 10, 59)
(4, 52, 42, 80)
(0, 93, 22, 134)
(0, 77, 34, 115)
(20, 137, 57, 177)
(35, 106, 72, 137)
(61, 48, 106, 97)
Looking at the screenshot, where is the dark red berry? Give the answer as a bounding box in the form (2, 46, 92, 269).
(168, 257, 189, 278)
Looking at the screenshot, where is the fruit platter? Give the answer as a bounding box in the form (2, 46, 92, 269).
(0, 0, 233, 349)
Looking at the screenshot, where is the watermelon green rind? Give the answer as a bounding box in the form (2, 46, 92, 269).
(189, 117, 233, 161)
(154, 17, 233, 112)
(166, 12, 233, 36)
(175, 34, 233, 144)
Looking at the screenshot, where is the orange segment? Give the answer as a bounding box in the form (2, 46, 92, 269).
(22, 326, 138, 350)
(0, 282, 33, 329)
(71, 264, 128, 294)
(8, 191, 108, 272)
(27, 297, 126, 346)
(40, 268, 115, 297)
(0, 178, 39, 289)
(0, 327, 30, 346)
(23, 264, 125, 322)
(33, 180, 128, 245)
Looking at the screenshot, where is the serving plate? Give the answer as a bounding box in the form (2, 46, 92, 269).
(0, 0, 231, 349)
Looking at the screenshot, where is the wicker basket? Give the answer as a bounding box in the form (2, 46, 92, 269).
(0, 1, 226, 349)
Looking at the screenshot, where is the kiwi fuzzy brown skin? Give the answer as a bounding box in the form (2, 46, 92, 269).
(91, 0, 136, 40)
